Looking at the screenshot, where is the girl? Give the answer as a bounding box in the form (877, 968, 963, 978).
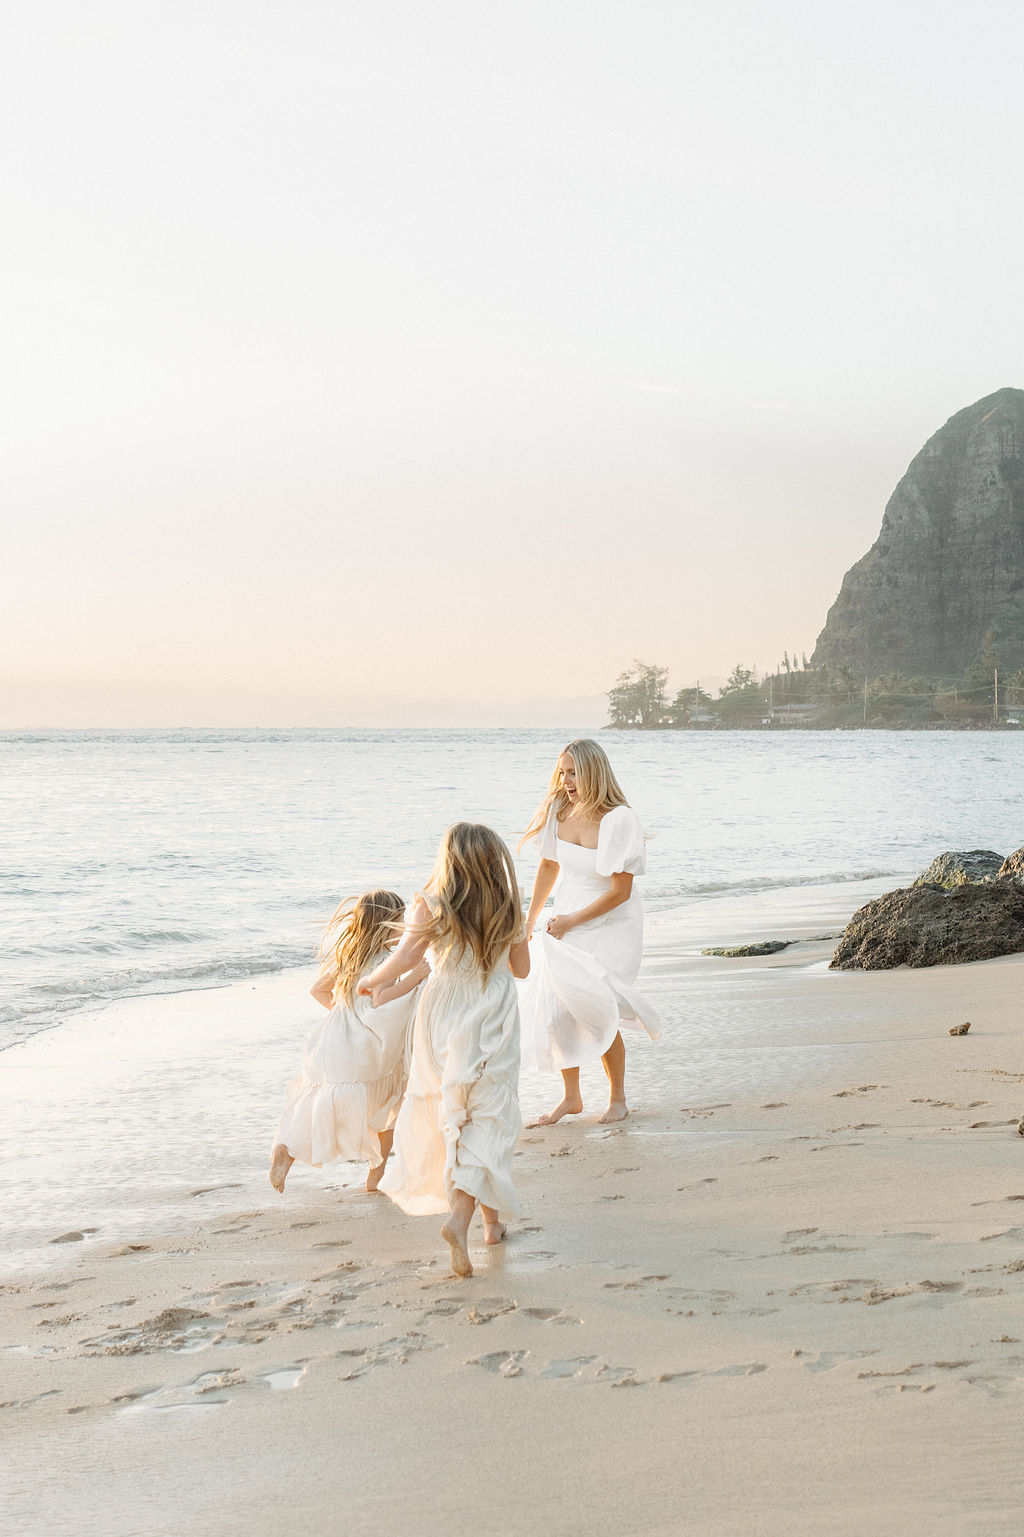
(269, 890, 428, 1195)
(361, 823, 530, 1279)
(518, 738, 661, 1125)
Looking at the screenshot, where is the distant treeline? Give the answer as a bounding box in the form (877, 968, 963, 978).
(609, 635, 1024, 729)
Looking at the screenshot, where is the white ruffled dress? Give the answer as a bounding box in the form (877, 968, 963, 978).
(519, 804, 662, 1072)
(380, 944, 521, 1218)
(273, 956, 419, 1168)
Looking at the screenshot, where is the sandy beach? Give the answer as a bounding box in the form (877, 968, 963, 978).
(3, 900, 1024, 1536)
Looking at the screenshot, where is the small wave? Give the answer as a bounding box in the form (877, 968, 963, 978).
(645, 868, 904, 909)
(0, 944, 314, 1053)
(691, 868, 901, 895)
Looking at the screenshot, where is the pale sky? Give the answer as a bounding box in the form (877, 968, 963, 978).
(3, 0, 1024, 726)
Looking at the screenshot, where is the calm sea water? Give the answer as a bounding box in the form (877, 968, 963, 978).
(2, 728, 1023, 1051)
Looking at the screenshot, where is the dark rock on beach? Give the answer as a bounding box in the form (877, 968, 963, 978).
(702, 941, 790, 958)
(831, 880, 1024, 970)
(914, 850, 1004, 888)
(998, 845, 1024, 883)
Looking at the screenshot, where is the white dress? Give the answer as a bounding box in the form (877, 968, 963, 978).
(380, 943, 521, 1218)
(519, 804, 662, 1072)
(273, 955, 419, 1168)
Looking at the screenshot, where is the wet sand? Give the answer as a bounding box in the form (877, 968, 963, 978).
(3, 922, 1024, 1534)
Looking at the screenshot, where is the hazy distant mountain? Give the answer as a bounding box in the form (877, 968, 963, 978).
(812, 387, 1024, 677)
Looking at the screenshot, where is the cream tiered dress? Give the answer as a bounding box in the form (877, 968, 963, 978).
(273, 955, 420, 1168)
(380, 942, 521, 1218)
(519, 804, 662, 1072)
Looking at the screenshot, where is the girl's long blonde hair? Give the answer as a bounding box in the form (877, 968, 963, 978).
(520, 737, 629, 849)
(415, 822, 522, 977)
(320, 889, 406, 1005)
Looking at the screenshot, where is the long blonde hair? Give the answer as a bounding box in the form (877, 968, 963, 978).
(320, 889, 406, 1005)
(520, 737, 629, 848)
(415, 822, 523, 977)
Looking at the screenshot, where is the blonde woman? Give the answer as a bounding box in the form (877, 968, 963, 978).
(270, 890, 428, 1195)
(519, 739, 661, 1124)
(361, 823, 530, 1279)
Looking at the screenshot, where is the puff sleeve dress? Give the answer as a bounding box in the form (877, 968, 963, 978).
(518, 805, 662, 1072)
(273, 957, 419, 1168)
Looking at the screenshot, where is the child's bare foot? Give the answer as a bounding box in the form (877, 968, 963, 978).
(598, 1101, 628, 1124)
(482, 1219, 507, 1245)
(532, 1094, 584, 1126)
(365, 1160, 387, 1192)
(269, 1144, 294, 1193)
(441, 1219, 473, 1278)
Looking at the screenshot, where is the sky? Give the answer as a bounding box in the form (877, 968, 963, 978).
(3, 0, 1024, 726)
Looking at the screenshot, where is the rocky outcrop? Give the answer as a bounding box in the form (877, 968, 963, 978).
(830, 880, 1024, 969)
(701, 941, 789, 957)
(998, 845, 1024, 882)
(812, 388, 1024, 677)
(914, 850, 1004, 888)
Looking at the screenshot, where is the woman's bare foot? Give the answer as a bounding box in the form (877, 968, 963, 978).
(482, 1219, 507, 1245)
(532, 1094, 584, 1126)
(365, 1160, 387, 1192)
(598, 1101, 628, 1124)
(269, 1144, 294, 1193)
(440, 1219, 473, 1278)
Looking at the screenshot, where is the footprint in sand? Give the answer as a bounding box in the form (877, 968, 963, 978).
(420, 1298, 463, 1319)
(260, 1364, 309, 1390)
(468, 1349, 530, 1378)
(118, 1370, 244, 1414)
(796, 1349, 879, 1373)
(466, 1298, 517, 1325)
(522, 1307, 580, 1325)
(541, 1356, 598, 1379)
(79, 1307, 220, 1357)
(658, 1363, 767, 1383)
(335, 1333, 443, 1379)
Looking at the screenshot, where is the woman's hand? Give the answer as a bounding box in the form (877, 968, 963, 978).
(357, 969, 382, 998)
(546, 914, 576, 941)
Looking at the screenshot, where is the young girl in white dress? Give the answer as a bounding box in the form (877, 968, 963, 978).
(518, 738, 661, 1125)
(269, 890, 428, 1195)
(360, 823, 530, 1279)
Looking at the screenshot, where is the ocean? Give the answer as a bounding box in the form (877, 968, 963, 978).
(3, 727, 1023, 1052)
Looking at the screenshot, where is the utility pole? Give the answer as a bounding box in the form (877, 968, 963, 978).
(994, 668, 999, 724)
(863, 676, 868, 727)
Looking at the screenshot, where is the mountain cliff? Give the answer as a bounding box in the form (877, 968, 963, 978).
(812, 388, 1024, 677)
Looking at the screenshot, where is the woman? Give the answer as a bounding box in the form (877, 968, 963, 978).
(518, 738, 661, 1124)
